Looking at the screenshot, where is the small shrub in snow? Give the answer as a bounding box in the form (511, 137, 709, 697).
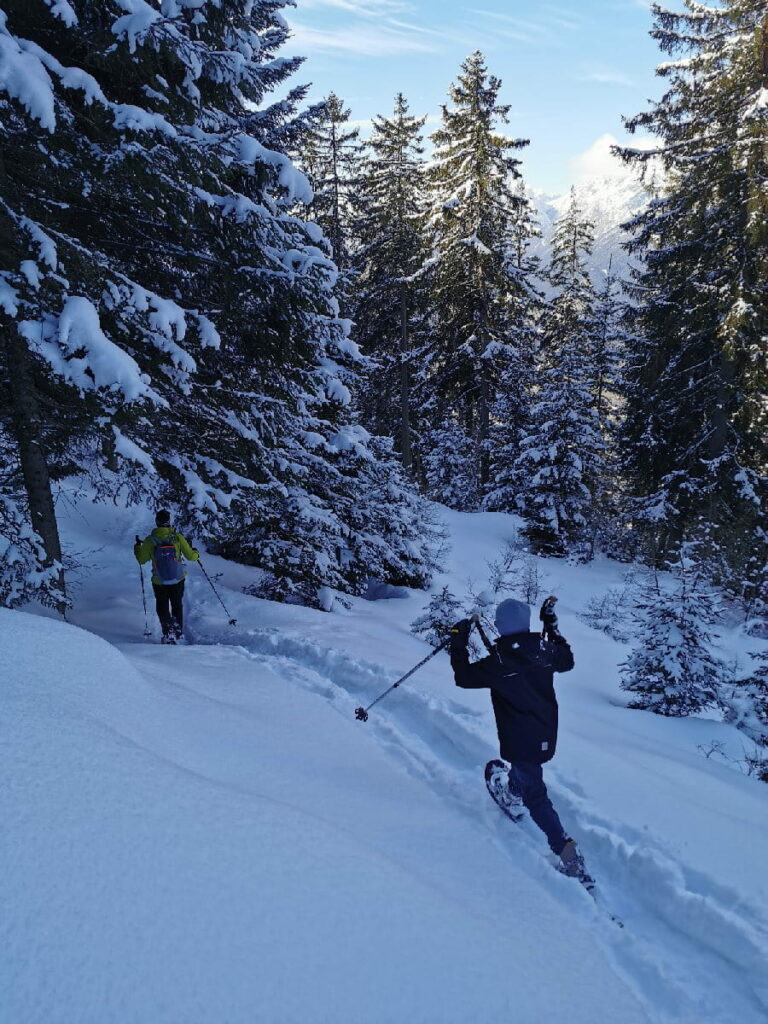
(410, 587, 463, 648)
(580, 577, 635, 643)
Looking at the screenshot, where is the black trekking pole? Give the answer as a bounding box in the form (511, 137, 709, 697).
(355, 618, 476, 722)
(135, 536, 152, 638)
(197, 559, 237, 626)
(472, 614, 496, 655)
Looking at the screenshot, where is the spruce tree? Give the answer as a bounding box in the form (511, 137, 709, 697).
(617, 0, 768, 602)
(298, 92, 364, 311)
(621, 543, 728, 716)
(484, 179, 543, 513)
(515, 192, 606, 558)
(0, 1, 434, 609)
(353, 94, 428, 474)
(420, 51, 531, 503)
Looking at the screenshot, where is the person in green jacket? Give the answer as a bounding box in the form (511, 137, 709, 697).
(134, 509, 199, 643)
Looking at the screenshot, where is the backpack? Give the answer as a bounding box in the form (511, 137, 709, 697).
(152, 531, 184, 584)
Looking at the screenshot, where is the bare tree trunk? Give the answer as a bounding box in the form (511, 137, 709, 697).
(4, 325, 66, 609)
(398, 286, 413, 474)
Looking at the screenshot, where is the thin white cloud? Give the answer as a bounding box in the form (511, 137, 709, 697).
(582, 69, 635, 86)
(298, 0, 409, 15)
(289, 21, 438, 56)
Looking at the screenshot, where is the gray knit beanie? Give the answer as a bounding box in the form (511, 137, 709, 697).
(495, 598, 531, 637)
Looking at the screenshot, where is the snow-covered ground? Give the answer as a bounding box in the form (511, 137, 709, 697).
(2, 493, 767, 1024)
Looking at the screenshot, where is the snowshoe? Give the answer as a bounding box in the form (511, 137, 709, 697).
(160, 634, 177, 645)
(484, 759, 525, 823)
(557, 839, 595, 893)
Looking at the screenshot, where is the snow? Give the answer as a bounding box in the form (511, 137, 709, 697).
(0, 15, 56, 130)
(42, 0, 78, 26)
(112, 426, 156, 473)
(111, 0, 162, 53)
(0, 273, 19, 316)
(22, 296, 157, 402)
(2, 494, 768, 1023)
(236, 134, 314, 204)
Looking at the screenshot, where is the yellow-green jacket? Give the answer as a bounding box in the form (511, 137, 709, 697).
(134, 526, 199, 585)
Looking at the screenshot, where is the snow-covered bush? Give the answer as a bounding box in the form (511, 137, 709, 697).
(620, 551, 730, 716)
(410, 587, 463, 648)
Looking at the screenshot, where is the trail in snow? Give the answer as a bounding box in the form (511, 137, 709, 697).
(36, 493, 768, 1024)
(205, 623, 768, 1024)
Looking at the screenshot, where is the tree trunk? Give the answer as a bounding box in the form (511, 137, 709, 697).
(4, 325, 66, 609)
(398, 286, 413, 474)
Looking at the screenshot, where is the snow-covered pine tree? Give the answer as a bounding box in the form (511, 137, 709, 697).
(616, 0, 768, 605)
(297, 92, 365, 313)
(589, 258, 632, 555)
(421, 420, 480, 511)
(620, 543, 728, 716)
(352, 94, 428, 475)
(420, 52, 531, 504)
(723, 648, 768, 780)
(484, 178, 543, 513)
(410, 585, 464, 648)
(0, 1, 434, 610)
(514, 192, 607, 558)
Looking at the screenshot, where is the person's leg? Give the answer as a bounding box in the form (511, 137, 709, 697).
(168, 580, 185, 637)
(508, 762, 569, 855)
(152, 583, 173, 637)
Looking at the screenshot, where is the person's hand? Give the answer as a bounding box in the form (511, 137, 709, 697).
(539, 596, 562, 640)
(449, 618, 472, 645)
(539, 595, 558, 627)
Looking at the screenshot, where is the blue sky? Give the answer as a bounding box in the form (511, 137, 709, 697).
(282, 0, 666, 194)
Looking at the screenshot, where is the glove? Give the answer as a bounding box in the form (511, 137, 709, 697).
(539, 596, 562, 641)
(449, 618, 472, 646)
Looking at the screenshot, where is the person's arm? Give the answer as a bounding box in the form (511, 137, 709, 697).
(545, 636, 574, 673)
(449, 620, 499, 690)
(177, 534, 199, 562)
(134, 535, 152, 565)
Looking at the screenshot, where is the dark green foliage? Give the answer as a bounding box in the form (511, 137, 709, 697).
(616, 0, 768, 599)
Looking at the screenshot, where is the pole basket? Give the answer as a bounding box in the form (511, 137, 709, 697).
(354, 707, 369, 722)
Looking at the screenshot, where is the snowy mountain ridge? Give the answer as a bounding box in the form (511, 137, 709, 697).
(532, 169, 650, 287)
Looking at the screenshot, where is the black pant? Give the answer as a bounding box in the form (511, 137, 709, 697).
(153, 580, 185, 637)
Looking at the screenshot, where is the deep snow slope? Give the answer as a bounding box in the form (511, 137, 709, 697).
(2, 494, 767, 1024)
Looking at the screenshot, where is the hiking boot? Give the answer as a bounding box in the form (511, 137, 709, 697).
(160, 633, 176, 645)
(558, 839, 595, 890)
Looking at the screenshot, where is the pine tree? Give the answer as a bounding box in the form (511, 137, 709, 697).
(0, 1, 435, 609)
(298, 92, 364, 311)
(420, 51, 531, 503)
(617, 0, 768, 601)
(723, 649, 768, 781)
(410, 585, 463, 647)
(515, 192, 607, 558)
(620, 543, 728, 716)
(484, 179, 543, 513)
(352, 94, 428, 474)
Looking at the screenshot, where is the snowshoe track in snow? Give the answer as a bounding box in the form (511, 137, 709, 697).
(201, 626, 768, 1024)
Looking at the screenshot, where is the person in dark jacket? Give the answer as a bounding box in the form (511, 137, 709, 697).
(450, 596, 592, 885)
(134, 509, 199, 643)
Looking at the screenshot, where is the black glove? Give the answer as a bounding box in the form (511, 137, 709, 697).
(539, 596, 562, 641)
(449, 618, 472, 646)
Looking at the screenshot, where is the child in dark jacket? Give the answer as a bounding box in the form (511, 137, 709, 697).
(450, 597, 592, 886)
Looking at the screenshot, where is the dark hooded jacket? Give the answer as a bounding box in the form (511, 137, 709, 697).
(451, 631, 574, 764)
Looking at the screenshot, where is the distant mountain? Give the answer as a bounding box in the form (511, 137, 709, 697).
(530, 170, 650, 290)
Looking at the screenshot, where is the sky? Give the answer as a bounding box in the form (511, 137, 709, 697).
(281, 0, 667, 194)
